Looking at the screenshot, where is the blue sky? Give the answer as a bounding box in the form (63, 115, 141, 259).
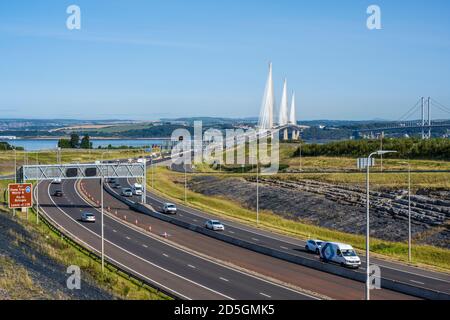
(0, 0, 449, 120)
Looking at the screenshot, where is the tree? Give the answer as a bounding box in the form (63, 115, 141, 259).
(70, 133, 80, 148)
(80, 135, 92, 149)
(57, 139, 72, 149)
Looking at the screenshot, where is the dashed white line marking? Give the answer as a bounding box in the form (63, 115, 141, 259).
(112, 229, 117, 233)
(259, 292, 271, 298)
(228, 230, 235, 234)
(142, 244, 148, 248)
(410, 280, 425, 285)
(193, 219, 198, 222)
(220, 277, 229, 282)
(162, 253, 169, 257)
(188, 264, 196, 269)
(125, 236, 131, 240)
(251, 238, 259, 241)
(280, 246, 289, 250)
(179, 214, 183, 217)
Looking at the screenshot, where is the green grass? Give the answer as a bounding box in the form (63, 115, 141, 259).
(0, 179, 170, 300)
(149, 167, 450, 272)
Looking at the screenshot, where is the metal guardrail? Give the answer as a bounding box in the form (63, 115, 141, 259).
(32, 205, 180, 300)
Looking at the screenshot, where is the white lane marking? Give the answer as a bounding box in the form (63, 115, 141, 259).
(220, 277, 229, 282)
(94, 180, 319, 299)
(179, 214, 183, 217)
(58, 181, 234, 300)
(410, 280, 425, 285)
(259, 292, 271, 298)
(193, 219, 198, 222)
(113, 229, 117, 233)
(42, 182, 190, 300)
(228, 230, 235, 234)
(145, 189, 450, 285)
(280, 246, 289, 250)
(126, 236, 131, 240)
(251, 238, 259, 242)
(142, 244, 148, 248)
(188, 264, 196, 269)
(163, 253, 169, 257)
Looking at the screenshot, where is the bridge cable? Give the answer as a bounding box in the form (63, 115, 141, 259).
(431, 98, 450, 114)
(397, 98, 422, 121)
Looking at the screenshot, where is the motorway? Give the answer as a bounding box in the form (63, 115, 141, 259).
(78, 177, 417, 299)
(6, 159, 450, 299)
(118, 168, 450, 296)
(38, 179, 319, 300)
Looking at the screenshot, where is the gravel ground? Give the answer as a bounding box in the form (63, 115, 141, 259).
(188, 176, 450, 248)
(0, 210, 113, 300)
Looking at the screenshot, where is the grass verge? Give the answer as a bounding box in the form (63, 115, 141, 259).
(149, 167, 450, 272)
(0, 179, 170, 300)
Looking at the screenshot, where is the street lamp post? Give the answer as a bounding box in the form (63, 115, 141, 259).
(36, 151, 39, 224)
(14, 149, 17, 183)
(299, 141, 302, 171)
(365, 149, 396, 300)
(101, 175, 104, 272)
(184, 162, 187, 203)
(408, 162, 412, 262)
(256, 160, 259, 225)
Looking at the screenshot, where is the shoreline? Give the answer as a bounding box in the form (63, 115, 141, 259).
(7, 136, 172, 140)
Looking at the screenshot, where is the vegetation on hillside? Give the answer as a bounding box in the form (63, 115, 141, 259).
(294, 138, 450, 160)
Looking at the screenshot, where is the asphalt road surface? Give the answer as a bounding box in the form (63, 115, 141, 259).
(120, 175, 450, 296)
(38, 179, 318, 300)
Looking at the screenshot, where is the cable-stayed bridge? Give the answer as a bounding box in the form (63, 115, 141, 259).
(257, 63, 306, 140)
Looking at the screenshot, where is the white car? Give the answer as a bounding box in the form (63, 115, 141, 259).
(205, 219, 225, 231)
(319, 242, 361, 268)
(81, 212, 96, 222)
(132, 183, 143, 196)
(162, 203, 177, 214)
(305, 239, 324, 254)
(121, 188, 133, 197)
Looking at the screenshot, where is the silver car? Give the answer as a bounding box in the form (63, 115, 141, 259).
(81, 212, 96, 222)
(121, 188, 133, 197)
(162, 203, 177, 214)
(205, 219, 225, 231)
(305, 239, 324, 254)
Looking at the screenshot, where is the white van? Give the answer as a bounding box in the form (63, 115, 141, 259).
(132, 183, 143, 196)
(319, 242, 361, 268)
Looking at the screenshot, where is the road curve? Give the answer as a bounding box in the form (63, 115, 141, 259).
(38, 179, 316, 300)
(82, 177, 416, 299)
(122, 173, 450, 296)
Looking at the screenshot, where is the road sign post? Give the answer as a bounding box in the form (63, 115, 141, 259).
(8, 183, 33, 209)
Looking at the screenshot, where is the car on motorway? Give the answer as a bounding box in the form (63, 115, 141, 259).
(121, 188, 133, 197)
(162, 203, 177, 214)
(52, 178, 62, 184)
(205, 219, 225, 231)
(319, 242, 361, 268)
(305, 239, 324, 254)
(53, 190, 63, 197)
(132, 183, 143, 196)
(81, 212, 96, 222)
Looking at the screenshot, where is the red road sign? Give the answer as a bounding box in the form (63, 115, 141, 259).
(8, 183, 33, 208)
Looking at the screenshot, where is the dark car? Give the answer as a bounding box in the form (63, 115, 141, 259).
(53, 190, 63, 197)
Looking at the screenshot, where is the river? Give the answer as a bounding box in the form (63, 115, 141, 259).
(6, 139, 170, 151)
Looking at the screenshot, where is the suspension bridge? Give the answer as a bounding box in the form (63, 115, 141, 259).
(354, 97, 450, 139)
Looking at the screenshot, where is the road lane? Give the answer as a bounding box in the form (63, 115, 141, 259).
(41, 179, 316, 300)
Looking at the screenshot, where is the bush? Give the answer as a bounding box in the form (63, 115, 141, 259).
(294, 138, 450, 160)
